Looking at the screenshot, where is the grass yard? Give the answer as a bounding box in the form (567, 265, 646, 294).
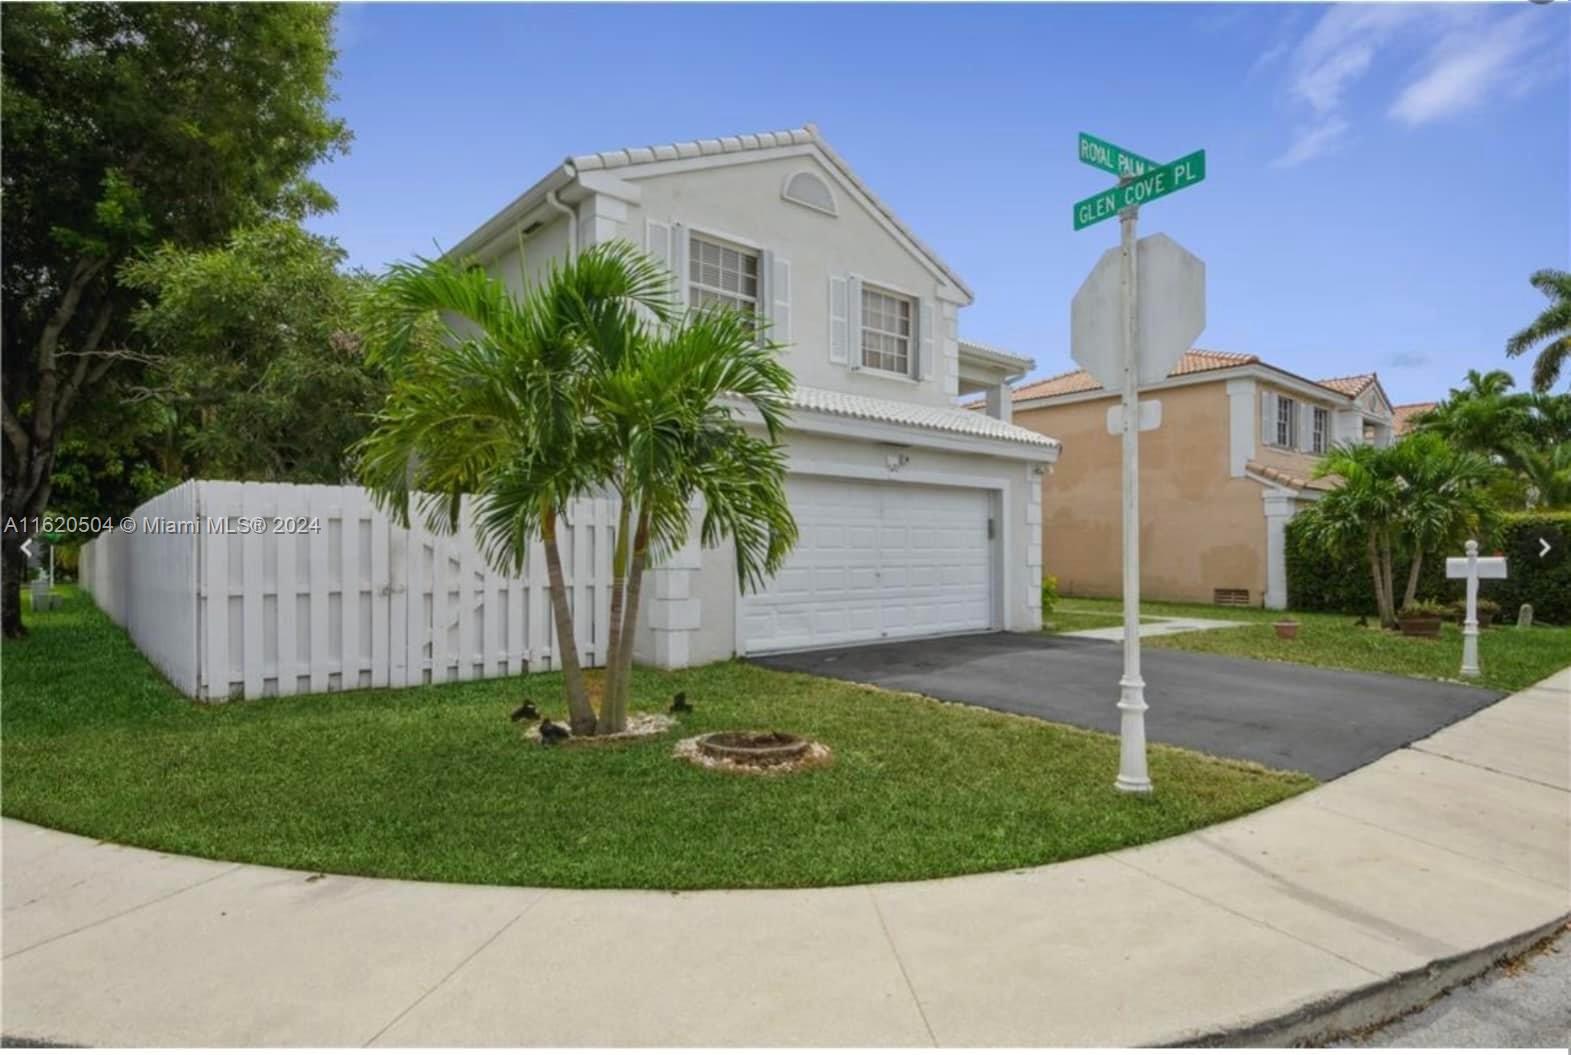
(1045, 608, 1157, 633)
(2, 589, 1314, 890)
(1060, 596, 1569, 693)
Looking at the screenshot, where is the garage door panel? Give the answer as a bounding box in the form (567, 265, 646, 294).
(741, 476, 993, 654)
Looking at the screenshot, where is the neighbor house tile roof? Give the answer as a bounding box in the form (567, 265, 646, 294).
(1245, 461, 1336, 493)
(1393, 402, 1437, 434)
(571, 124, 972, 300)
(1010, 349, 1259, 401)
(789, 385, 1060, 450)
(1314, 374, 1378, 397)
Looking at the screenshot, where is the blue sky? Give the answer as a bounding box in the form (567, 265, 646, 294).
(306, 2, 1569, 403)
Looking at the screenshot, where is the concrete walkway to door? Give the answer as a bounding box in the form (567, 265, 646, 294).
(754, 632, 1504, 780)
(2, 670, 1566, 1047)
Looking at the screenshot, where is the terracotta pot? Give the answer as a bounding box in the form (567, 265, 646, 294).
(1272, 620, 1299, 640)
(1398, 616, 1442, 638)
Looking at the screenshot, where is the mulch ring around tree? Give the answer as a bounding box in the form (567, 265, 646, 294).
(524, 712, 677, 745)
(673, 730, 833, 775)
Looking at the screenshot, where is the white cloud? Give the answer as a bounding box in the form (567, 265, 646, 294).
(1263, 5, 1560, 167)
(1271, 117, 1349, 169)
(1389, 11, 1544, 126)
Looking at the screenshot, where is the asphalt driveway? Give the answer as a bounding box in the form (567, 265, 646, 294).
(751, 633, 1504, 779)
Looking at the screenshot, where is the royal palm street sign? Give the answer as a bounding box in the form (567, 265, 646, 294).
(1077, 133, 1158, 179)
(1073, 150, 1207, 230)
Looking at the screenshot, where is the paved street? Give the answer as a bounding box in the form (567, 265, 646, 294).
(753, 632, 1504, 778)
(1344, 926, 1571, 1047)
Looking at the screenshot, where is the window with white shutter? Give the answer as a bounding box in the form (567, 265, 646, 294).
(859, 284, 913, 375)
(1275, 396, 1298, 448)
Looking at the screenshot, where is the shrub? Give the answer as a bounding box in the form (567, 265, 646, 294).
(1284, 517, 1448, 614)
(1486, 511, 1571, 625)
(1041, 574, 1059, 617)
(1397, 600, 1449, 619)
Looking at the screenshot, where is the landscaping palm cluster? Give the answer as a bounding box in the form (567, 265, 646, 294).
(354, 240, 798, 735)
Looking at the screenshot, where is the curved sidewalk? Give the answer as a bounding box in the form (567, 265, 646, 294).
(3, 669, 1567, 1047)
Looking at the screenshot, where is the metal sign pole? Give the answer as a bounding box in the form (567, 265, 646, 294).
(1115, 193, 1152, 794)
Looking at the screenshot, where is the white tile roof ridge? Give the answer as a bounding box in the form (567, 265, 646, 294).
(789, 384, 1060, 450)
(568, 123, 972, 301)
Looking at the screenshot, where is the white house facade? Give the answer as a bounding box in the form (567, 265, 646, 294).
(449, 124, 1059, 665)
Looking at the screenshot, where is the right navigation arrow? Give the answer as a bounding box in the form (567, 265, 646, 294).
(1541, 537, 1553, 558)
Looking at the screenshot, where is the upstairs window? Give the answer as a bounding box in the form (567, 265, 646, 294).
(688, 235, 759, 318)
(1275, 396, 1298, 448)
(1312, 407, 1329, 453)
(860, 285, 912, 375)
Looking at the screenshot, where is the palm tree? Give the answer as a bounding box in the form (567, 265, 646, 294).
(1387, 432, 1497, 608)
(590, 308, 798, 733)
(1300, 443, 1404, 626)
(1506, 268, 1571, 392)
(355, 241, 672, 734)
(356, 240, 798, 736)
(1512, 441, 1571, 509)
(1410, 368, 1531, 458)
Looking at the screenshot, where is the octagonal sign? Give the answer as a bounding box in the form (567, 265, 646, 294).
(1071, 233, 1206, 390)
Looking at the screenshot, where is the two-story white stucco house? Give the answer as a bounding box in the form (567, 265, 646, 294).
(446, 124, 1060, 666)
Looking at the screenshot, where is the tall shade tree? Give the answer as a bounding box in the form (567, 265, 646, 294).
(1506, 268, 1571, 392)
(121, 222, 386, 484)
(1, 2, 351, 636)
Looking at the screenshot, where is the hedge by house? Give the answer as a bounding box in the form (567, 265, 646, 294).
(1486, 512, 1571, 626)
(1285, 511, 1571, 624)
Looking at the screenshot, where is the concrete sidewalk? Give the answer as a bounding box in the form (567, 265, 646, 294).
(1059, 614, 1245, 640)
(3, 670, 1566, 1047)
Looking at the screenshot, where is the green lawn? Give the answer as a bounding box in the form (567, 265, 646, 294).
(1044, 608, 1157, 633)
(2, 588, 1313, 890)
(1060, 596, 1569, 693)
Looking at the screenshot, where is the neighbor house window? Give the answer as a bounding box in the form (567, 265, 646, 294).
(1275, 396, 1298, 447)
(688, 235, 759, 318)
(860, 285, 912, 374)
(1312, 407, 1329, 453)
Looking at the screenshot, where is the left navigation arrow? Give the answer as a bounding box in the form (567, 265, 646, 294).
(20, 539, 34, 559)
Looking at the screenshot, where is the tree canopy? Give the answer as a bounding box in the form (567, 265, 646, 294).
(1, 2, 351, 635)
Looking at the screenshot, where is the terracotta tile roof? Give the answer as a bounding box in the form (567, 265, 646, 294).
(1393, 402, 1436, 434)
(1010, 349, 1259, 402)
(1245, 461, 1335, 493)
(1314, 374, 1377, 397)
(788, 385, 1060, 451)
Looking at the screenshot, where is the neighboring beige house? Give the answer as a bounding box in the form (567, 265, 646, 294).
(1006, 350, 1396, 609)
(1394, 401, 1436, 434)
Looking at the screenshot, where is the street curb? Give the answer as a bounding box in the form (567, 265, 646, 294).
(1169, 914, 1571, 1047)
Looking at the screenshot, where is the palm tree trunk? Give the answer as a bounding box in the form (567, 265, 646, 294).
(1366, 531, 1389, 626)
(603, 506, 652, 736)
(598, 490, 633, 736)
(1380, 532, 1398, 627)
(1402, 551, 1424, 611)
(541, 503, 595, 735)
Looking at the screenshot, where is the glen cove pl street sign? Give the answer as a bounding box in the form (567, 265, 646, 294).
(1073, 150, 1207, 231)
(1077, 132, 1159, 178)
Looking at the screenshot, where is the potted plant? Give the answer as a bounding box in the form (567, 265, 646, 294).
(1397, 600, 1448, 638)
(1272, 617, 1300, 640)
(1448, 597, 1500, 628)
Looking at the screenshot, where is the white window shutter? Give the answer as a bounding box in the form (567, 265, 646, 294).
(828, 275, 849, 365)
(847, 274, 863, 369)
(669, 222, 688, 309)
(917, 298, 934, 380)
(1261, 391, 1276, 445)
(1298, 403, 1313, 452)
(771, 255, 791, 344)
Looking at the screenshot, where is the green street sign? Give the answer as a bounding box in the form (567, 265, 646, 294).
(1078, 132, 1159, 179)
(1072, 150, 1207, 231)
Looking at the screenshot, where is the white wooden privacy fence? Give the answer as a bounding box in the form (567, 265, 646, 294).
(81, 481, 618, 701)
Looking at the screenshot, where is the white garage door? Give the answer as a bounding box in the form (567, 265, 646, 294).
(740, 476, 994, 654)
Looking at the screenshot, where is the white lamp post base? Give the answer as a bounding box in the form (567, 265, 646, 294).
(1115, 676, 1153, 793)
